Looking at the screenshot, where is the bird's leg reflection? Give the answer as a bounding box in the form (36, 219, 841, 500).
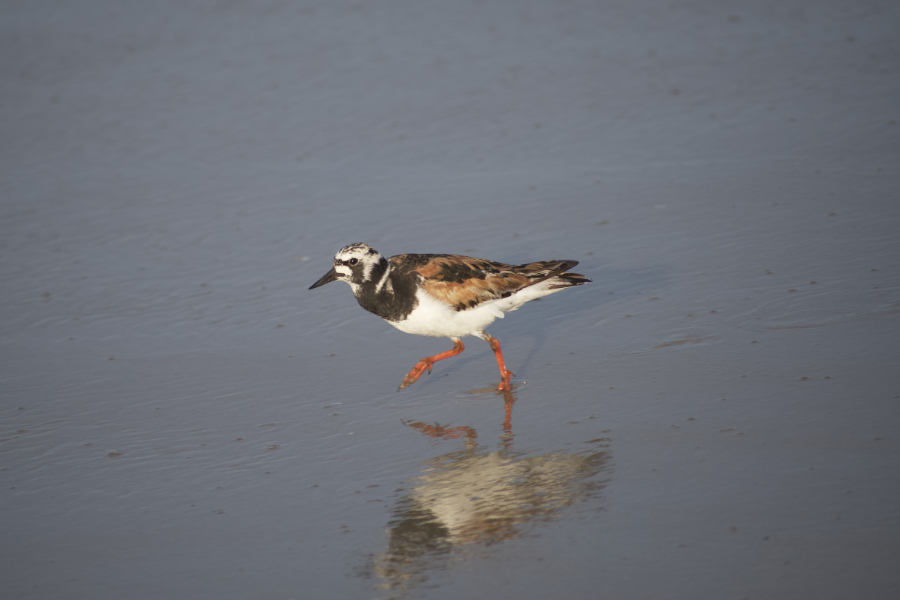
(500, 387, 516, 447)
(403, 388, 519, 448)
(402, 419, 477, 447)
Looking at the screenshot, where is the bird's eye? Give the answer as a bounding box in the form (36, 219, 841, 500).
(348, 258, 358, 266)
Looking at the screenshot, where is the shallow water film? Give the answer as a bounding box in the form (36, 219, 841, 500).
(2, 1, 899, 598)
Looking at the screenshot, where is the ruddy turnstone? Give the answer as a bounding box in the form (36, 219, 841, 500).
(309, 243, 590, 391)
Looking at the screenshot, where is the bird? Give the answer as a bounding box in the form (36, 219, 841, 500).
(308, 243, 591, 391)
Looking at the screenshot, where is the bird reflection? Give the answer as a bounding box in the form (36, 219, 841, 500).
(369, 389, 611, 596)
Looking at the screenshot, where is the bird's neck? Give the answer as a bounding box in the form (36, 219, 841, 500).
(353, 258, 391, 306)
(353, 258, 419, 322)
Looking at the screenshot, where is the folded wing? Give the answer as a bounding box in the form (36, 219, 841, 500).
(391, 254, 589, 312)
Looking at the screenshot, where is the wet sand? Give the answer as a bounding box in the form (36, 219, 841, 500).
(2, 1, 899, 598)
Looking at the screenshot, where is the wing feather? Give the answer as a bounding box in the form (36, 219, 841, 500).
(390, 254, 586, 311)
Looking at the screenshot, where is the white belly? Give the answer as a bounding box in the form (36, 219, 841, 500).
(389, 288, 504, 338)
(387, 280, 568, 338)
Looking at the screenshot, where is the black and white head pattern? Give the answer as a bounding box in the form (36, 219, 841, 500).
(332, 242, 387, 290)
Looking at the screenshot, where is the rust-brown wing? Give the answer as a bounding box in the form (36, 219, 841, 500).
(391, 254, 582, 311)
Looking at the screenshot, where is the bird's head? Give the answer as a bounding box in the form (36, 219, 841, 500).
(309, 242, 386, 292)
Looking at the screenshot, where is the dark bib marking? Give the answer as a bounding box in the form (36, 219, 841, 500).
(353, 258, 420, 322)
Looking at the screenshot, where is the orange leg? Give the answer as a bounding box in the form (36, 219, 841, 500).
(483, 334, 514, 391)
(399, 338, 465, 389)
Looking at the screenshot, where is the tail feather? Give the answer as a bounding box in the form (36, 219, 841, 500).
(547, 266, 591, 290)
(513, 259, 587, 285)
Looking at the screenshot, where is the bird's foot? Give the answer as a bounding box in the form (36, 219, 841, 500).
(398, 359, 434, 390)
(496, 371, 515, 392)
(397, 340, 466, 390)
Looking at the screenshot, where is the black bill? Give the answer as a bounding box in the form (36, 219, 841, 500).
(309, 267, 340, 290)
